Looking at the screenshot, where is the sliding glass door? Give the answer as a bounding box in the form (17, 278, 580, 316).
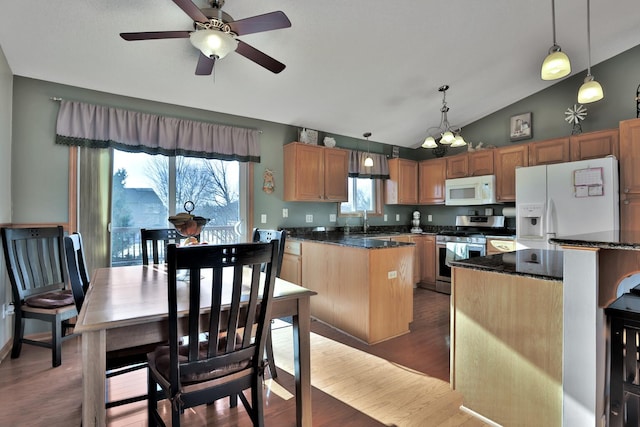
(110, 149, 247, 266)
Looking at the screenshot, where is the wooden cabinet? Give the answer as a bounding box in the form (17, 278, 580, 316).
(280, 239, 302, 285)
(385, 158, 418, 204)
(302, 241, 414, 344)
(620, 118, 640, 230)
(283, 142, 348, 202)
(446, 155, 468, 179)
(570, 128, 619, 161)
(528, 137, 570, 166)
(446, 151, 494, 179)
(390, 235, 421, 284)
(494, 144, 529, 202)
(418, 158, 446, 205)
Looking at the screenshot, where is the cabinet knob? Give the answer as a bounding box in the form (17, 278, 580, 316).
(624, 200, 630, 205)
(625, 188, 630, 193)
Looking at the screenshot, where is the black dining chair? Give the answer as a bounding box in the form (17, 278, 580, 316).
(252, 228, 287, 379)
(1, 226, 78, 367)
(64, 231, 161, 408)
(147, 240, 280, 427)
(140, 228, 183, 265)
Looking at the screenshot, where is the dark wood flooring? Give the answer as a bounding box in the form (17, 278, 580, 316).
(0, 288, 457, 426)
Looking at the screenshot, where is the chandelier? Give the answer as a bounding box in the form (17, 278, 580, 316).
(422, 85, 466, 155)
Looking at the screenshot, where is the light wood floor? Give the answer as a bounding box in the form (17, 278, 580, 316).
(0, 289, 488, 426)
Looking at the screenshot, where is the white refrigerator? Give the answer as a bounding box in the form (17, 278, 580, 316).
(515, 156, 619, 250)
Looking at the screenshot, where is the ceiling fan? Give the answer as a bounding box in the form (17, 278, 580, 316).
(120, 0, 291, 75)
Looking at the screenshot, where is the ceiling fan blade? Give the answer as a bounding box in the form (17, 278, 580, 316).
(172, 0, 209, 23)
(120, 31, 190, 41)
(195, 53, 215, 75)
(228, 11, 291, 36)
(235, 40, 285, 74)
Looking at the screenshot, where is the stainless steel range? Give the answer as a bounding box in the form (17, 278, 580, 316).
(435, 215, 507, 294)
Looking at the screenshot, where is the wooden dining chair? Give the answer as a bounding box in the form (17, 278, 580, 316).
(252, 228, 287, 379)
(64, 231, 160, 408)
(140, 228, 182, 265)
(147, 240, 280, 427)
(1, 226, 78, 367)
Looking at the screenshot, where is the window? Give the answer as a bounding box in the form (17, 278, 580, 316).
(110, 150, 247, 266)
(340, 177, 383, 215)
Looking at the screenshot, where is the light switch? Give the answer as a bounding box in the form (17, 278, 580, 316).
(396, 214, 400, 221)
(428, 214, 433, 222)
(261, 214, 267, 224)
(384, 214, 388, 222)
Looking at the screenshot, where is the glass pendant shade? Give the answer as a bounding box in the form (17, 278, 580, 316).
(440, 131, 455, 145)
(541, 47, 571, 80)
(450, 135, 466, 147)
(578, 75, 604, 103)
(422, 136, 438, 149)
(364, 156, 374, 167)
(190, 30, 238, 59)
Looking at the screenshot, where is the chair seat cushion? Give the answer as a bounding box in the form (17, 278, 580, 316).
(25, 289, 74, 308)
(149, 336, 251, 384)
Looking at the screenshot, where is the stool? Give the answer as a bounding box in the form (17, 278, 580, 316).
(606, 293, 640, 427)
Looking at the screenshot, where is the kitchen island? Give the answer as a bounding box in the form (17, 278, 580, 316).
(286, 231, 416, 344)
(449, 250, 563, 426)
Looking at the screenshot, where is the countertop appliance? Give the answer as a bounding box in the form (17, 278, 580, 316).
(516, 156, 619, 250)
(445, 174, 496, 206)
(435, 215, 510, 294)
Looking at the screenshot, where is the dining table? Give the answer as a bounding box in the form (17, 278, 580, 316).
(75, 264, 316, 426)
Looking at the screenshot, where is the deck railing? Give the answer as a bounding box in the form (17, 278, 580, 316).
(111, 225, 238, 266)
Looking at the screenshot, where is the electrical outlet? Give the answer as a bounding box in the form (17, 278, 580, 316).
(329, 214, 336, 222)
(282, 208, 288, 218)
(428, 214, 433, 222)
(388, 271, 398, 279)
(261, 214, 267, 224)
(305, 214, 313, 223)
(384, 214, 388, 222)
(396, 214, 400, 221)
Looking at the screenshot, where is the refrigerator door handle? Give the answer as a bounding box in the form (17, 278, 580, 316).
(546, 197, 557, 242)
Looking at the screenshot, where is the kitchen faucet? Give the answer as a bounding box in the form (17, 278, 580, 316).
(362, 210, 369, 233)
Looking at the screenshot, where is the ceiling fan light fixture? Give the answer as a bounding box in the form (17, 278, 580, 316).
(190, 29, 238, 59)
(541, 46, 571, 80)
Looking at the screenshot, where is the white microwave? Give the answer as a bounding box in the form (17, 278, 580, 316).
(445, 175, 496, 206)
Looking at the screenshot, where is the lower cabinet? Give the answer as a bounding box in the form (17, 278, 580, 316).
(301, 241, 414, 344)
(419, 235, 436, 288)
(280, 240, 302, 285)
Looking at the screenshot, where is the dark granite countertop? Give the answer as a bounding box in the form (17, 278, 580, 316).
(550, 230, 640, 250)
(449, 249, 563, 280)
(287, 231, 416, 249)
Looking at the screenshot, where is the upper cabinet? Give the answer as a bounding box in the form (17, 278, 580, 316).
(283, 142, 349, 202)
(570, 128, 619, 161)
(619, 119, 640, 230)
(419, 158, 446, 204)
(494, 144, 528, 202)
(385, 158, 418, 205)
(528, 137, 570, 166)
(445, 151, 494, 179)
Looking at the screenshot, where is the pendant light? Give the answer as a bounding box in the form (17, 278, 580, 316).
(577, 0, 604, 103)
(363, 132, 373, 167)
(541, 0, 571, 80)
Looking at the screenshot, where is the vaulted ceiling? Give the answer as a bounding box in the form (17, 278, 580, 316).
(1, 0, 639, 148)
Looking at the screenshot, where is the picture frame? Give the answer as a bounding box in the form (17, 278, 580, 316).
(510, 112, 533, 141)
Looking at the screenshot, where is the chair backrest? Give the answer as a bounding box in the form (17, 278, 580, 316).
(1, 226, 67, 304)
(165, 241, 280, 386)
(252, 228, 287, 277)
(140, 228, 182, 265)
(63, 232, 91, 311)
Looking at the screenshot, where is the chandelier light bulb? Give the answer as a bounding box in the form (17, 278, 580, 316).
(440, 131, 455, 144)
(422, 136, 438, 149)
(451, 135, 467, 147)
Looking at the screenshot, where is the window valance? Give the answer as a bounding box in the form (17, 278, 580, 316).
(55, 100, 261, 162)
(348, 150, 390, 179)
